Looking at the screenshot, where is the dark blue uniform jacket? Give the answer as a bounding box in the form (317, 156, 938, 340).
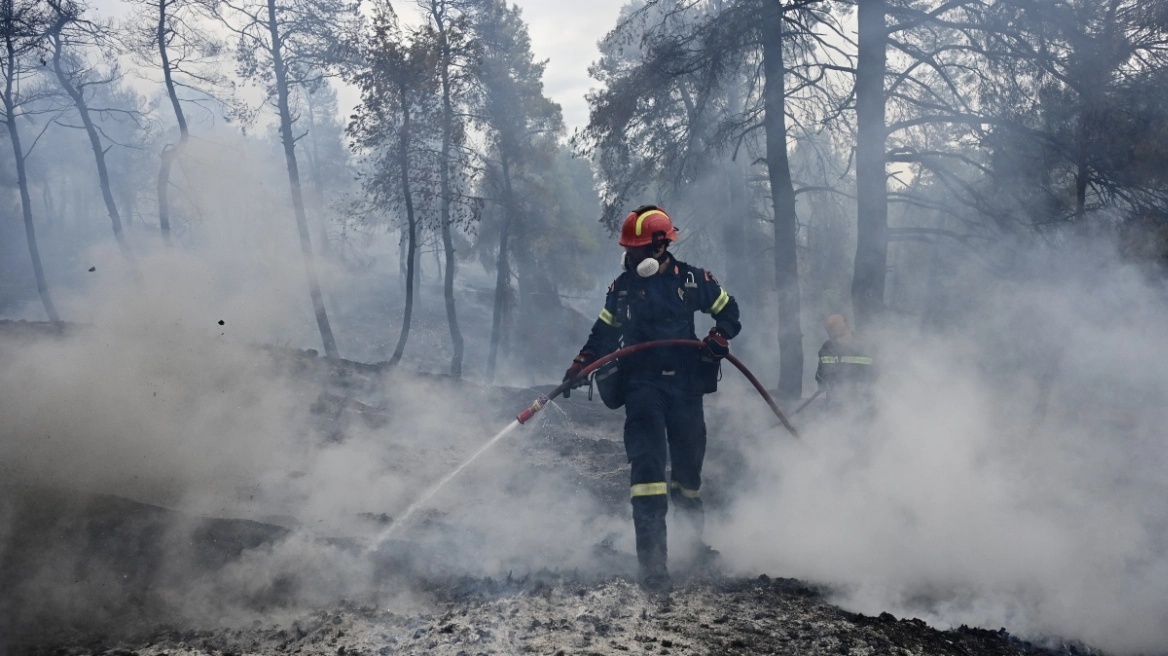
(582, 258, 741, 376)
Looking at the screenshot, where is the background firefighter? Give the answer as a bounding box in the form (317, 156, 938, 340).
(563, 205, 741, 590)
(815, 314, 876, 408)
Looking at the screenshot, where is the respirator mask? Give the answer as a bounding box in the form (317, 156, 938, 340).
(623, 245, 663, 277)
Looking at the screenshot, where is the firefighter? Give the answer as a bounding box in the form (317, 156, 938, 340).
(815, 314, 875, 407)
(563, 205, 740, 590)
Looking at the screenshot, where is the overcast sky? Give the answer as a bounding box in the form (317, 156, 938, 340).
(93, 0, 630, 132)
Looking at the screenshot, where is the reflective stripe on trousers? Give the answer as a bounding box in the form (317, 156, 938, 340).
(670, 480, 700, 499)
(631, 482, 668, 497)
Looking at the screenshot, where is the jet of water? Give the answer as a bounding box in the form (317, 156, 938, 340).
(370, 418, 523, 548)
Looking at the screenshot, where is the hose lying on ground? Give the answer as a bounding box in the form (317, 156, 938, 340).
(518, 339, 799, 439)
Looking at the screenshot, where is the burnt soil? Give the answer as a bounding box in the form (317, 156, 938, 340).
(5, 567, 1069, 656)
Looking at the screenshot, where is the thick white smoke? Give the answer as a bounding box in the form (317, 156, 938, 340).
(716, 246, 1168, 654)
(0, 127, 624, 641)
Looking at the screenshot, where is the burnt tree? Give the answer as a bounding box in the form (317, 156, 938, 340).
(0, 0, 59, 320)
(47, 0, 141, 275)
(350, 9, 440, 366)
(216, 0, 361, 358)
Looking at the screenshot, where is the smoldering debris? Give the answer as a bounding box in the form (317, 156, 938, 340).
(7, 574, 1073, 656)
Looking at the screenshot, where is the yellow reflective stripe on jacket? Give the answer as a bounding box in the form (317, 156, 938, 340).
(635, 210, 669, 236)
(670, 480, 701, 499)
(599, 308, 618, 327)
(707, 289, 730, 315)
(631, 482, 668, 498)
(820, 355, 873, 365)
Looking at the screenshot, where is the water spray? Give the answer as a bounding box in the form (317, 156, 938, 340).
(373, 340, 797, 545)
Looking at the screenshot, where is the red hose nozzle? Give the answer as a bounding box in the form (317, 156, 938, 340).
(517, 395, 550, 424)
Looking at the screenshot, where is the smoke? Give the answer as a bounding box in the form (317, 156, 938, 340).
(715, 242, 1168, 654)
(0, 244, 626, 642)
(0, 127, 624, 647)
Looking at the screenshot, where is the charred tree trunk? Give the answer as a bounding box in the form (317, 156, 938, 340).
(1075, 111, 1089, 221)
(1075, 166, 1087, 220)
(852, 0, 888, 328)
(389, 94, 416, 367)
(3, 35, 59, 321)
(50, 28, 139, 274)
(722, 164, 750, 300)
(414, 231, 422, 295)
(158, 148, 177, 243)
(267, 0, 339, 358)
(399, 231, 409, 290)
(435, 14, 465, 378)
(1073, 85, 1098, 222)
(762, 2, 803, 399)
(304, 89, 334, 259)
(486, 154, 515, 383)
(157, 0, 186, 248)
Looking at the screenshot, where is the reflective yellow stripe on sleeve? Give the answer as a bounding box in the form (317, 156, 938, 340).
(670, 480, 701, 499)
(631, 482, 668, 498)
(599, 308, 618, 327)
(821, 355, 873, 365)
(706, 289, 730, 315)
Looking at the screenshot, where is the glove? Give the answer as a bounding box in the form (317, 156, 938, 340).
(562, 351, 595, 398)
(703, 329, 730, 359)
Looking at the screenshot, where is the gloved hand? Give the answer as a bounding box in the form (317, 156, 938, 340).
(703, 329, 730, 359)
(562, 351, 595, 398)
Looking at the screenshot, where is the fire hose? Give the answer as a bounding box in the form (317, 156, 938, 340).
(517, 339, 799, 439)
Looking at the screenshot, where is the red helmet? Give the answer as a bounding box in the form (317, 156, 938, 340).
(619, 206, 678, 248)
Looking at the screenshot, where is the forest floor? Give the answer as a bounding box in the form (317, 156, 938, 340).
(12, 572, 1063, 656)
(0, 321, 1097, 656)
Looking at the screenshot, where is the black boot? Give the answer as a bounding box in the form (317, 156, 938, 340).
(671, 483, 718, 571)
(693, 543, 721, 571)
(684, 508, 720, 571)
(632, 496, 670, 591)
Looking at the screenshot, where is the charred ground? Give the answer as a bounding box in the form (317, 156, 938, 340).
(5, 554, 1073, 656)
